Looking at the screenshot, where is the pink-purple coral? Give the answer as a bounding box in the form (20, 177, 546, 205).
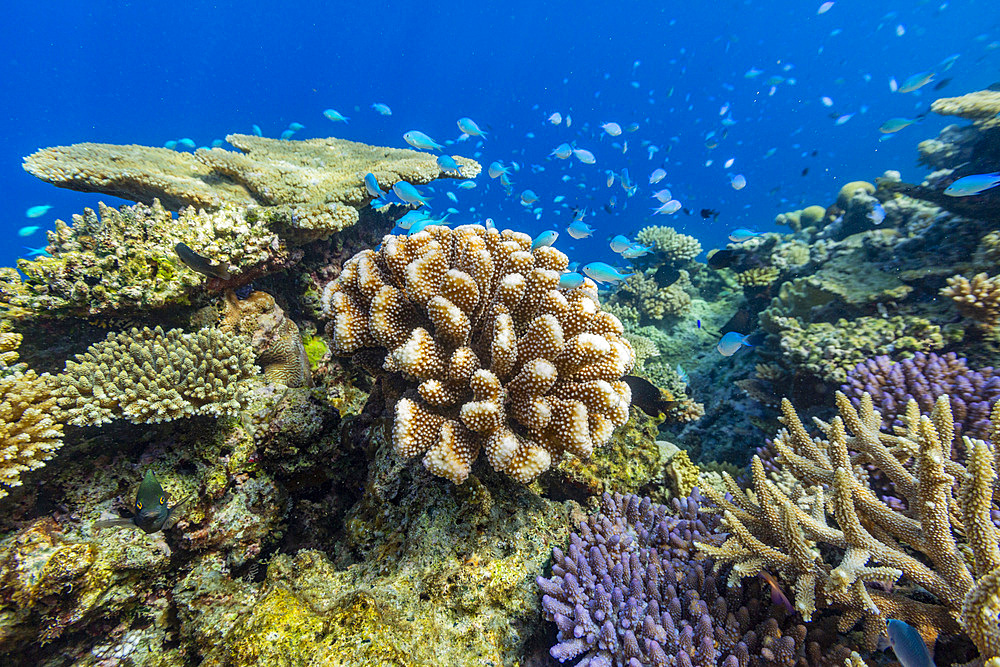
(841, 351, 999, 441)
(536, 491, 851, 667)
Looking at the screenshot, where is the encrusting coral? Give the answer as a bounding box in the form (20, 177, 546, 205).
(697, 391, 1000, 658)
(219, 290, 312, 388)
(321, 224, 634, 484)
(24, 135, 480, 240)
(56, 325, 258, 426)
(0, 337, 63, 498)
(941, 272, 1000, 327)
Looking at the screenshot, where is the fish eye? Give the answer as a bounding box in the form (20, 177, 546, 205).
(136, 501, 142, 510)
(160, 496, 166, 505)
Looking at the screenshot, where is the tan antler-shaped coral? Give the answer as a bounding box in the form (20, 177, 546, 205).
(321, 224, 633, 484)
(697, 391, 1000, 658)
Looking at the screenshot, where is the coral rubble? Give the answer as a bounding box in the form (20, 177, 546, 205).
(321, 224, 634, 483)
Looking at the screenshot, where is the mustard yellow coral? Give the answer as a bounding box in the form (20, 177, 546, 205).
(0, 369, 63, 499)
(321, 224, 634, 484)
(735, 266, 780, 288)
(941, 272, 1000, 327)
(57, 325, 259, 425)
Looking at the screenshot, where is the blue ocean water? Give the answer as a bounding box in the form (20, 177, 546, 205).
(2, 0, 997, 270)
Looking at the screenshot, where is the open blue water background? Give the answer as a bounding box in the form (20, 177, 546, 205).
(1, 0, 997, 271)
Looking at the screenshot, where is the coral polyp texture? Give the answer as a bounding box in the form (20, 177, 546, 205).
(0, 368, 63, 499)
(538, 491, 859, 667)
(697, 392, 1000, 657)
(635, 226, 702, 262)
(842, 352, 999, 441)
(56, 325, 258, 426)
(0, 200, 291, 319)
(23, 135, 480, 239)
(321, 224, 634, 484)
(941, 272, 1000, 327)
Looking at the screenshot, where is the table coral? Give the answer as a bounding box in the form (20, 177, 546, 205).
(24, 135, 480, 239)
(57, 325, 259, 426)
(219, 290, 312, 388)
(932, 90, 1000, 130)
(538, 491, 861, 667)
(842, 352, 999, 441)
(0, 200, 293, 319)
(697, 392, 1000, 657)
(321, 224, 634, 484)
(636, 225, 702, 262)
(941, 272, 1000, 327)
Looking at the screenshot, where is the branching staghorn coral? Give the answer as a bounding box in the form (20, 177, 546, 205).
(57, 326, 258, 426)
(321, 224, 634, 484)
(697, 392, 1000, 658)
(941, 272, 1000, 327)
(735, 266, 780, 288)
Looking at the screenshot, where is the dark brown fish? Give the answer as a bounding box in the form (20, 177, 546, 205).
(707, 248, 737, 269)
(654, 264, 681, 286)
(624, 375, 677, 417)
(175, 242, 231, 280)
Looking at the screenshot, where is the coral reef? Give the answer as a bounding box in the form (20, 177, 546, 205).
(538, 491, 860, 666)
(321, 224, 634, 483)
(932, 90, 1000, 130)
(614, 272, 692, 320)
(698, 392, 1000, 657)
(842, 352, 999, 441)
(635, 226, 702, 262)
(0, 200, 296, 319)
(0, 367, 63, 499)
(219, 290, 312, 387)
(835, 181, 875, 208)
(941, 272, 1000, 327)
(24, 135, 480, 239)
(57, 326, 258, 425)
(735, 266, 781, 288)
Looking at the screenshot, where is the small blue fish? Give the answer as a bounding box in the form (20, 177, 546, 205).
(621, 243, 654, 259)
(566, 220, 596, 239)
(18, 225, 40, 237)
(582, 262, 633, 284)
(897, 71, 935, 93)
(323, 109, 350, 123)
(436, 155, 462, 174)
(675, 364, 689, 384)
(609, 235, 631, 253)
(211, 139, 224, 148)
(178, 138, 196, 149)
(557, 272, 585, 289)
(371, 103, 392, 116)
(457, 117, 487, 139)
(879, 117, 917, 133)
(164, 140, 178, 150)
(649, 168, 666, 184)
(393, 181, 431, 207)
(520, 189, 539, 205)
(364, 173, 387, 198)
(729, 228, 762, 242)
(718, 331, 753, 356)
(288, 122, 305, 132)
(25, 206, 52, 219)
(403, 130, 444, 151)
(886, 619, 933, 667)
(550, 143, 573, 159)
(280, 129, 296, 140)
(252, 124, 263, 137)
(457, 181, 477, 190)
(488, 161, 509, 178)
(696, 319, 702, 329)
(868, 202, 886, 225)
(944, 172, 1000, 197)
(23, 246, 50, 257)
(531, 230, 558, 250)
(370, 198, 393, 212)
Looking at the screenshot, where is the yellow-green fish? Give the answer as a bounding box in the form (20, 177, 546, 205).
(896, 71, 934, 93)
(879, 117, 917, 133)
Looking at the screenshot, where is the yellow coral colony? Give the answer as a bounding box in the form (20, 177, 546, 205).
(321, 224, 635, 484)
(697, 392, 1000, 658)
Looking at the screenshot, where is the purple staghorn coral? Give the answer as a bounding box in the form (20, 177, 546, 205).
(842, 351, 999, 441)
(536, 491, 855, 667)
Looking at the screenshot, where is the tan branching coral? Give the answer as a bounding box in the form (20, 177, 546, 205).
(220, 290, 312, 388)
(321, 224, 634, 484)
(615, 273, 691, 320)
(0, 200, 292, 319)
(698, 392, 1000, 658)
(942, 272, 1000, 326)
(0, 367, 63, 499)
(735, 266, 781, 288)
(57, 326, 258, 426)
(24, 135, 480, 238)
(635, 226, 702, 262)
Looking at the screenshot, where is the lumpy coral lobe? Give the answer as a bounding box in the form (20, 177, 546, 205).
(321, 224, 635, 484)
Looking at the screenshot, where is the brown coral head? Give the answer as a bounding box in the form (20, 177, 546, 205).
(321, 224, 635, 484)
